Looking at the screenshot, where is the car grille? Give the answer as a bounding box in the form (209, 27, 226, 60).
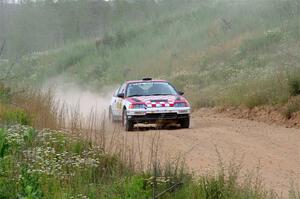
(145, 113, 178, 120)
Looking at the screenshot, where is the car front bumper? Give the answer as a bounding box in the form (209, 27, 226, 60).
(126, 107, 190, 123)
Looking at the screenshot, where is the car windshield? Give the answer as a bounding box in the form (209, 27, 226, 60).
(126, 82, 178, 97)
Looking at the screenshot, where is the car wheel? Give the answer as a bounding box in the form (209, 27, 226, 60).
(122, 109, 134, 131)
(179, 117, 190, 129)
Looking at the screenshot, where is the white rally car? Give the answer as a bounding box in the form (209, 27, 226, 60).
(109, 78, 191, 131)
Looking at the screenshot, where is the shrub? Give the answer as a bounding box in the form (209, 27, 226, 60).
(23, 128, 37, 147)
(19, 165, 43, 199)
(2, 109, 32, 126)
(55, 42, 94, 73)
(0, 128, 9, 158)
(0, 128, 18, 198)
(243, 91, 270, 109)
(239, 29, 282, 55)
(288, 78, 300, 97)
(282, 96, 300, 119)
(12, 90, 61, 129)
(0, 83, 11, 103)
(0, 177, 18, 199)
(120, 176, 151, 199)
(101, 28, 138, 49)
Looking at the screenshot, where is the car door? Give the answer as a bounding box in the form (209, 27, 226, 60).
(110, 87, 120, 117)
(115, 83, 127, 117)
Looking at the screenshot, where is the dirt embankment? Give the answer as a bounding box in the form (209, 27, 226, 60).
(210, 106, 300, 129)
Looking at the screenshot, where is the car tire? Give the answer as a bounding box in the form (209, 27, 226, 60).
(122, 109, 134, 131)
(179, 117, 190, 129)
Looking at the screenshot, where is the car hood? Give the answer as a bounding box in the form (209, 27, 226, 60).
(127, 95, 186, 108)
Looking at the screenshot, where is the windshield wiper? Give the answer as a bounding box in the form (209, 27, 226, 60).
(151, 94, 172, 96)
(127, 94, 143, 97)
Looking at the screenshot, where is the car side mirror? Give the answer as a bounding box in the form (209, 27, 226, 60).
(117, 93, 125, 98)
(178, 91, 184, 95)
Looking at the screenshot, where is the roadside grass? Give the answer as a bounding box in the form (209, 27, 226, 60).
(289, 184, 300, 199)
(1, 124, 294, 199)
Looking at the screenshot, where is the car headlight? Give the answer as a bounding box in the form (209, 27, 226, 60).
(174, 102, 187, 107)
(129, 104, 145, 109)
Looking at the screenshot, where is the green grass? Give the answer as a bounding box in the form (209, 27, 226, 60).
(0, 125, 130, 198)
(2, 108, 32, 126)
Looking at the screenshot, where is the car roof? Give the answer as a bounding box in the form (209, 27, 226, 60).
(125, 79, 167, 84)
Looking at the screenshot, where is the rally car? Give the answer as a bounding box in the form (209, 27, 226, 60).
(109, 78, 191, 131)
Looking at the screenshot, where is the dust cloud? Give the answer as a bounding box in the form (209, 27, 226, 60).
(43, 76, 118, 118)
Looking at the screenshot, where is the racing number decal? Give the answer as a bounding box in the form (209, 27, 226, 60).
(117, 101, 122, 109)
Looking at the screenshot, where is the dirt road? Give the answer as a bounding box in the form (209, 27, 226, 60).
(120, 109, 300, 197)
